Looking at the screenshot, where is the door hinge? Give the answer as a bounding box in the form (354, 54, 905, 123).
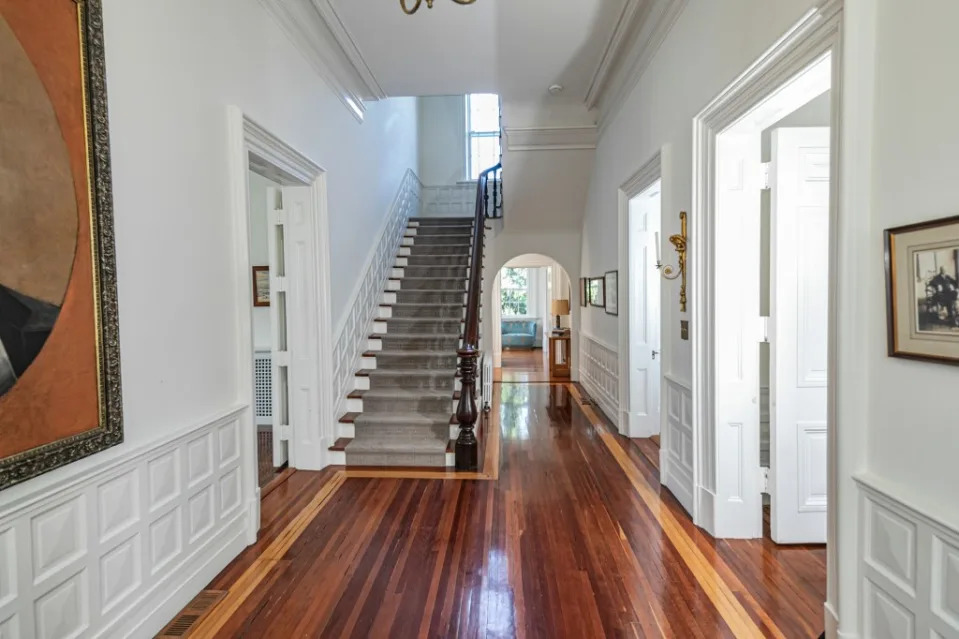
(760, 162, 771, 190)
(758, 316, 770, 343)
(277, 424, 292, 441)
(269, 208, 287, 226)
(761, 466, 770, 493)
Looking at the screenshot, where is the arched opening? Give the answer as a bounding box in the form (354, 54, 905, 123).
(491, 253, 574, 383)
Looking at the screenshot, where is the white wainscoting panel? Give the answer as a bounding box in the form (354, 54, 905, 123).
(333, 170, 421, 424)
(663, 376, 695, 516)
(858, 475, 959, 639)
(421, 183, 475, 218)
(0, 406, 251, 638)
(579, 333, 620, 429)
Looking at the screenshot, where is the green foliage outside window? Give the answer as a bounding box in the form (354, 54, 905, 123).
(501, 267, 529, 316)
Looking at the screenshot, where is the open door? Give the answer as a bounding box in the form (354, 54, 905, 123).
(769, 127, 830, 544)
(627, 184, 662, 437)
(266, 187, 290, 468)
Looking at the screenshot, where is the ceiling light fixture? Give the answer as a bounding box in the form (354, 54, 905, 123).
(548, 84, 564, 96)
(400, 0, 476, 14)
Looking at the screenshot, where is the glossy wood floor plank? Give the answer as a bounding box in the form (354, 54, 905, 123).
(188, 383, 826, 638)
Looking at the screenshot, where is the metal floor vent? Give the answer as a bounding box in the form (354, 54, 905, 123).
(155, 590, 227, 637)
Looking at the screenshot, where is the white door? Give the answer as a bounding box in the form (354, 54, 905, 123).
(769, 127, 830, 544)
(627, 184, 662, 437)
(266, 187, 290, 468)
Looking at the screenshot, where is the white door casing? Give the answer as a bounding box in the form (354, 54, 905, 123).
(627, 184, 662, 438)
(769, 127, 830, 544)
(713, 132, 764, 538)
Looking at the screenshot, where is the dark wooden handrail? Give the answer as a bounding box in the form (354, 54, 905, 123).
(455, 163, 502, 471)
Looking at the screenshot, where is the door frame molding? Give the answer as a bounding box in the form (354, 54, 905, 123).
(618, 149, 665, 439)
(226, 107, 335, 539)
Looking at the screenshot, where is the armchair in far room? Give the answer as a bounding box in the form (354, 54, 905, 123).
(501, 319, 538, 349)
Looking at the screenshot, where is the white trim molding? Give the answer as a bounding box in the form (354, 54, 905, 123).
(662, 375, 694, 516)
(590, 0, 689, 133)
(257, 0, 385, 121)
(856, 474, 959, 639)
(0, 406, 251, 639)
(578, 333, 620, 429)
(504, 126, 599, 152)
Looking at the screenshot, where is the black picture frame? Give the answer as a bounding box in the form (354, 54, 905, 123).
(588, 277, 606, 308)
(604, 270, 619, 316)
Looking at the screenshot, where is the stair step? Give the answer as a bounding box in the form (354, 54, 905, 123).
(328, 437, 351, 451)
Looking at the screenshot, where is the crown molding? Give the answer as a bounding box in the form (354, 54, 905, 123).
(588, 0, 688, 134)
(504, 126, 599, 151)
(257, 0, 386, 122)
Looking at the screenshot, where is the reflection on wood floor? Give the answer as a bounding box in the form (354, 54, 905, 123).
(186, 383, 826, 638)
(496, 348, 550, 383)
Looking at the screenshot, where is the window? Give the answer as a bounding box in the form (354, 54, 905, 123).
(501, 267, 529, 316)
(466, 93, 501, 179)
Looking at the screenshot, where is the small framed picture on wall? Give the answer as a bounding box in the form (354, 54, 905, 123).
(580, 278, 588, 307)
(885, 215, 959, 365)
(605, 270, 619, 316)
(252, 266, 270, 307)
(588, 277, 605, 308)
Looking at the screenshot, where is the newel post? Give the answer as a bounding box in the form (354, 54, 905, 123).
(455, 346, 479, 471)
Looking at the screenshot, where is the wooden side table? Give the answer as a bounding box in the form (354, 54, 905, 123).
(548, 333, 571, 380)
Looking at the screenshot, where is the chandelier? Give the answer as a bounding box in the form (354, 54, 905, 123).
(400, 0, 476, 14)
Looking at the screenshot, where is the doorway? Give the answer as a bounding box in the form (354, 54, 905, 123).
(228, 110, 335, 524)
(693, 47, 837, 542)
(627, 180, 663, 441)
(492, 254, 573, 383)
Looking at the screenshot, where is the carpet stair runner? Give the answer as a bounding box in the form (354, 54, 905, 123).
(338, 217, 476, 467)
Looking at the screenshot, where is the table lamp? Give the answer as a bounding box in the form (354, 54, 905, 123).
(551, 299, 570, 331)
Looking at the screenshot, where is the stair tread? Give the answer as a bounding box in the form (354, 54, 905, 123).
(345, 438, 450, 453)
(360, 387, 453, 399)
(366, 368, 456, 376)
(354, 412, 455, 425)
(373, 349, 459, 356)
(370, 332, 461, 339)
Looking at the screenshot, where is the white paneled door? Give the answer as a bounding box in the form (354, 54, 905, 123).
(266, 187, 290, 468)
(769, 127, 830, 544)
(627, 183, 662, 438)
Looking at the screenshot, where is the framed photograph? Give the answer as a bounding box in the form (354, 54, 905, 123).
(885, 215, 959, 365)
(252, 266, 270, 307)
(588, 277, 605, 308)
(605, 270, 619, 316)
(580, 278, 588, 307)
(0, 0, 123, 490)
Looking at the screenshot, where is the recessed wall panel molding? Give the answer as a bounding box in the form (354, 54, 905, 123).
(333, 170, 421, 427)
(0, 405, 250, 638)
(504, 126, 599, 152)
(218, 420, 240, 468)
(578, 333, 620, 429)
(421, 184, 475, 218)
(857, 475, 959, 638)
(663, 376, 694, 515)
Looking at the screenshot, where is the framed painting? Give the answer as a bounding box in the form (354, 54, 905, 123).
(252, 266, 270, 307)
(0, 0, 122, 489)
(885, 215, 959, 365)
(605, 270, 619, 316)
(580, 278, 588, 307)
(589, 277, 605, 308)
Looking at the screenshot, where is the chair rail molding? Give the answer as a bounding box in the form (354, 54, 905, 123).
(504, 126, 599, 152)
(0, 406, 251, 639)
(588, 0, 689, 134)
(256, 0, 386, 122)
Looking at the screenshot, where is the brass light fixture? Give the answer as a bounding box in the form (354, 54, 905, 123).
(400, 0, 476, 14)
(657, 211, 688, 313)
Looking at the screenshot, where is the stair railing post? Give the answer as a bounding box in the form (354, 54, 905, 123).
(455, 346, 479, 470)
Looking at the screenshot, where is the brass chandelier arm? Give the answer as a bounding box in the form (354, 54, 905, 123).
(657, 211, 688, 313)
(400, 0, 424, 14)
(450, 0, 477, 4)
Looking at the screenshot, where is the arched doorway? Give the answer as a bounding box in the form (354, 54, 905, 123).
(491, 253, 574, 383)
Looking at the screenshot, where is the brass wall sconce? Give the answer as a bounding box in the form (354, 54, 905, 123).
(400, 0, 476, 14)
(656, 211, 688, 313)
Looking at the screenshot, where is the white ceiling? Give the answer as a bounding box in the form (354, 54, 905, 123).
(329, 0, 632, 102)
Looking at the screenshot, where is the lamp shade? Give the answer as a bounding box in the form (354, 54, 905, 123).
(551, 299, 570, 316)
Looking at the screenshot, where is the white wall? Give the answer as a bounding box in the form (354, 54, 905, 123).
(580, 0, 819, 388)
(418, 95, 467, 186)
(0, 0, 417, 635)
(248, 171, 277, 351)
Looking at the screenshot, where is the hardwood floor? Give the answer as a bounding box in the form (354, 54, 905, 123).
(498, 348, 550, 383)
(188, 383, 826, 638)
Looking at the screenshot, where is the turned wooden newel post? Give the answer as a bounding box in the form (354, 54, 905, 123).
(455, 346, 479, 471)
